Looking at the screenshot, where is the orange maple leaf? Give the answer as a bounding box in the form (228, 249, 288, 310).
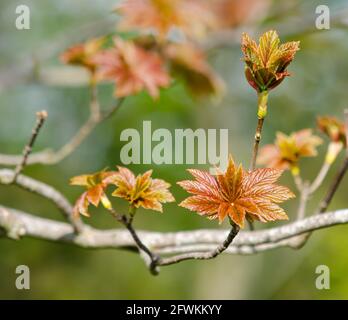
(70, 170, 116, 218)
(116, 0, 217, 40)
(317, 115, 347, 146)
(94, 37, 170, 98)
(213, 0, 270, 29)
(178, 156, 295, 228)
(60, 37, 105, 73)
(107, 166, 175, 212)
(258, 129, 323, 170)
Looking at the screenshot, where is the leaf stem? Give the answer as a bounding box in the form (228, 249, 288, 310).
(249, 91, 268, 171)
(108, 207, 160, 275)
(291, 167, 304, 192)
(297, 181, 309, 220)
(317, 109, 348, 213)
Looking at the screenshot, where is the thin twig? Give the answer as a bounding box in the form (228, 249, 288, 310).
(247, 219, 255, 231)
(297, 181, 310, 220)
(47, 117, 99, 164)
(289, 110, 348, 247)
(11, 111, 47, 182)
(108, 208, 159, 275)
(318, 109, 348, 213)
(293, 172, 304, 192)
(158, 223, 240, 266)
(36, 98, 125, 164)
(0, 99, 125, 166)
(100, 98, 125, 121)
(249, 117, 265, 171)
(345, 109, 348, 154)
(318, 157, 348, 213)
(89, 81, 100, 121)
(309, 161, 331, 194)
(248, 92, 268, 230)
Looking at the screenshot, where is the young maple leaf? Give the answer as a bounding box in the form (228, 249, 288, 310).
(70, 170, 116, 218)
(241, 30, 300, 92)
(164, 43, 225, 97)
(107, 166, 175, 212)
(317, 116, 347, 146)
(317, 115, 347, 163)
(94, 37, 170, 98)
(178, 156, 295, 228)
(258, 129, 323, 170)
(115, 0, 217, 40)
(60, 37, 105, 73)
(213, 0, 270, 29)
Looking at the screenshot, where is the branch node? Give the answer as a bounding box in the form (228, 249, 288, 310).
(0, 208, 26, 240)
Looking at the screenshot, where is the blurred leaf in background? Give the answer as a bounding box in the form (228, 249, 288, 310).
(1, 0, 348, 299)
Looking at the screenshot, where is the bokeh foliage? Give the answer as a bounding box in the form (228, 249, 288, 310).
(0, 0, 348, 299)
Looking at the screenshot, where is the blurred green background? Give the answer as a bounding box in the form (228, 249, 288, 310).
(1, 0, 348, 299)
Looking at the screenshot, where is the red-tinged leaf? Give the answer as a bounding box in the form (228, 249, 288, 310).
(187, 169, 219, 188)
(94, 37, 170, 98)
(258, 129, 322, 170)
(131, 170, 153, 202)
(73, 192, 90, 219)
(229, 205, 245, 228)
(114, 166, 136, 189)
(242, 168, 283, 195)
(177, 180, 220, 201)
(317, 115, 347, 145)
(86, 185, 104, 207)
(70, 169, 119, 217)
(178, 155, 295, 227)
(179, 196, 220, 215)
(116, 0, 217, 40)
(258, 30, 280, 68)
(252, 200, 289, 222)
(60, 37, 105, 72)
(110, 166, 175, 212)
(148, 179, 175, 203)
(185, 169, 221, 198)
(138, 198, 163, 212)
(253, 185, 295, 203)
(70, 174, 90, 187)
(241, 30, 299, 91)
(217, 203, 230, 223)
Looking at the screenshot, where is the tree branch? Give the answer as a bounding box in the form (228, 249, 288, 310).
(1, 206, 348, 257)
(0, 169, 83, 232)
